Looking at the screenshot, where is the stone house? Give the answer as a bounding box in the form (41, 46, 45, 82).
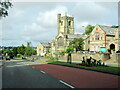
(37, 42, 51, 56)
(88, 25, 119, 52)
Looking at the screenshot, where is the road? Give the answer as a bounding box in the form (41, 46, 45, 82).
(2, 59, 70, 88)
(32, 64, 119, 88)
(2, 59, 119, 89)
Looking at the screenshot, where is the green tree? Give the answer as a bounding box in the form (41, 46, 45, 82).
(59, 51, 66, 55)
(2, 48, 14, 58)
(66, 48, 74, 53)
(24, 47, 33, 56)
(0, 0, 13, 18)
(17, 44, 26, 55)
(24, 42, 36, 56)
(69, 38, 84, 52)
(83, 25, 95, 35)
(12, 47, 18, 56)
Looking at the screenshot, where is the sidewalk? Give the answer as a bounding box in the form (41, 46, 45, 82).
(0, 60, 3, 68)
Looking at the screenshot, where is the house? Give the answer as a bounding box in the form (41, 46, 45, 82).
(89, 24, 119, 52)
(37, 42, 51, 56)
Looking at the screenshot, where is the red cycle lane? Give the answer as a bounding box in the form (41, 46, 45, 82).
(31, 64, 119, 88)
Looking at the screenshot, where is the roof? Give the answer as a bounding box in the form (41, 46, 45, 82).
(40, 42, 51, 48)
(63, 34, 89, 39)
(98, 25, 118, 35)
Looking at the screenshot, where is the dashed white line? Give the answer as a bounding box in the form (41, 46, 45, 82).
(59, 80, 75, 88)
(41, 70, 46, 74)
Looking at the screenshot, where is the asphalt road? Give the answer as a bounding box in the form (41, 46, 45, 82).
(32, 64, 119, 88)
(2, 60, 69, 88)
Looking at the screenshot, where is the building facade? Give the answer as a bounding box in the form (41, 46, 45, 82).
(37, 42, 51, 56)
(89, 25, 119, 52)
(51, 13, 84, 57)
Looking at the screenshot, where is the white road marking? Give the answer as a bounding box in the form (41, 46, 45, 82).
(59, 80, 75, 88)
(41, 70, 46, 74)
(6, 65, 26, 67)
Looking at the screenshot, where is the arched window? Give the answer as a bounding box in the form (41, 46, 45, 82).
(61, 21, 63, 26)
(68, 21, 71, 26)
(58, 37, 64, 46)
(95, 33, 99, 40)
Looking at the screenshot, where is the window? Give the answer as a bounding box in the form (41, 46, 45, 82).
(119, 44, 120, 50)
(95, 45, 98, 51)
(58, 37, 64, 46)
(95, 33, 99, 40)
(61, 21, 63, 26)
(92, 45, 94, 51)
(68, 21, 71, 26)
(119, 32, 120, 38)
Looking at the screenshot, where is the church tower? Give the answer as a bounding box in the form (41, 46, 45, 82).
(57, 13, 74, 35)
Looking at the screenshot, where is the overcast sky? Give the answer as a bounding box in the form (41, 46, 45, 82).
(1, 1, 118, 46)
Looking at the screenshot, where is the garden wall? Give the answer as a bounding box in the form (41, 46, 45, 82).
(59, 53, 112, 63)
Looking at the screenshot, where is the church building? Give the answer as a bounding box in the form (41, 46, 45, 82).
(51, 13, 83, 57)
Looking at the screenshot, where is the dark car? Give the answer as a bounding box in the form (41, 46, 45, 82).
(22, 57, 26, 59)
(6, 57, 10, 60)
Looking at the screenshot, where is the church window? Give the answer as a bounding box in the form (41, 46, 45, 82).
(68, 21, 71, 26)
(58, 37, 64, 46)
(61, 21, 63, 26)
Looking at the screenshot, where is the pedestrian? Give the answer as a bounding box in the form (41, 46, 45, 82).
(67, 52, 72, 64)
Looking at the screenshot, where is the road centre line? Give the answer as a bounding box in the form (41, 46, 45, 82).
(59, 80, 75, 88)
(41, 70, 46, 74)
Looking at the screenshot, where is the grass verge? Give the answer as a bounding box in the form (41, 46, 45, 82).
(35, 60, 48, 63)
(48, 62, 120, 76)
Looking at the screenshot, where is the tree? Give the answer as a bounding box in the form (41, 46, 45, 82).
(24, 42, 36, 56)
(17, 44, 26, 55)
(83, 25, 95, 35)
(2, 48, 14, 58)
(24, 47, 33, 56)
(66, 48, 74, 53)
(12, 47, 18, 56)
(0, 0, 13, 18)
(69, 38, 84, 52)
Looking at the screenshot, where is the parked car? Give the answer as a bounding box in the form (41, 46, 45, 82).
(22, 57, 27, 59)
(6, 57, 10, 60)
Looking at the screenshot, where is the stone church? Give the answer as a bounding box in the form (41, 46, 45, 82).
(51, 13, 85, 57)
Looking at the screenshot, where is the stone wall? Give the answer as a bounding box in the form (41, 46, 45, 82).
(116, 53, 120, 64)
(58, 53, 111, 62)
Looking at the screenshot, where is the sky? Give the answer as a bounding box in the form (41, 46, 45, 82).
(0, 1, 118, 47)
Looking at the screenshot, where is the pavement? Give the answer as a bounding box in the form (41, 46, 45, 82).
(32, 64, 119, 88)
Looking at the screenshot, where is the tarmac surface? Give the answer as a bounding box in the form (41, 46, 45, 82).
(2, 60, 69, 88)
(32, 64, 119, 88)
